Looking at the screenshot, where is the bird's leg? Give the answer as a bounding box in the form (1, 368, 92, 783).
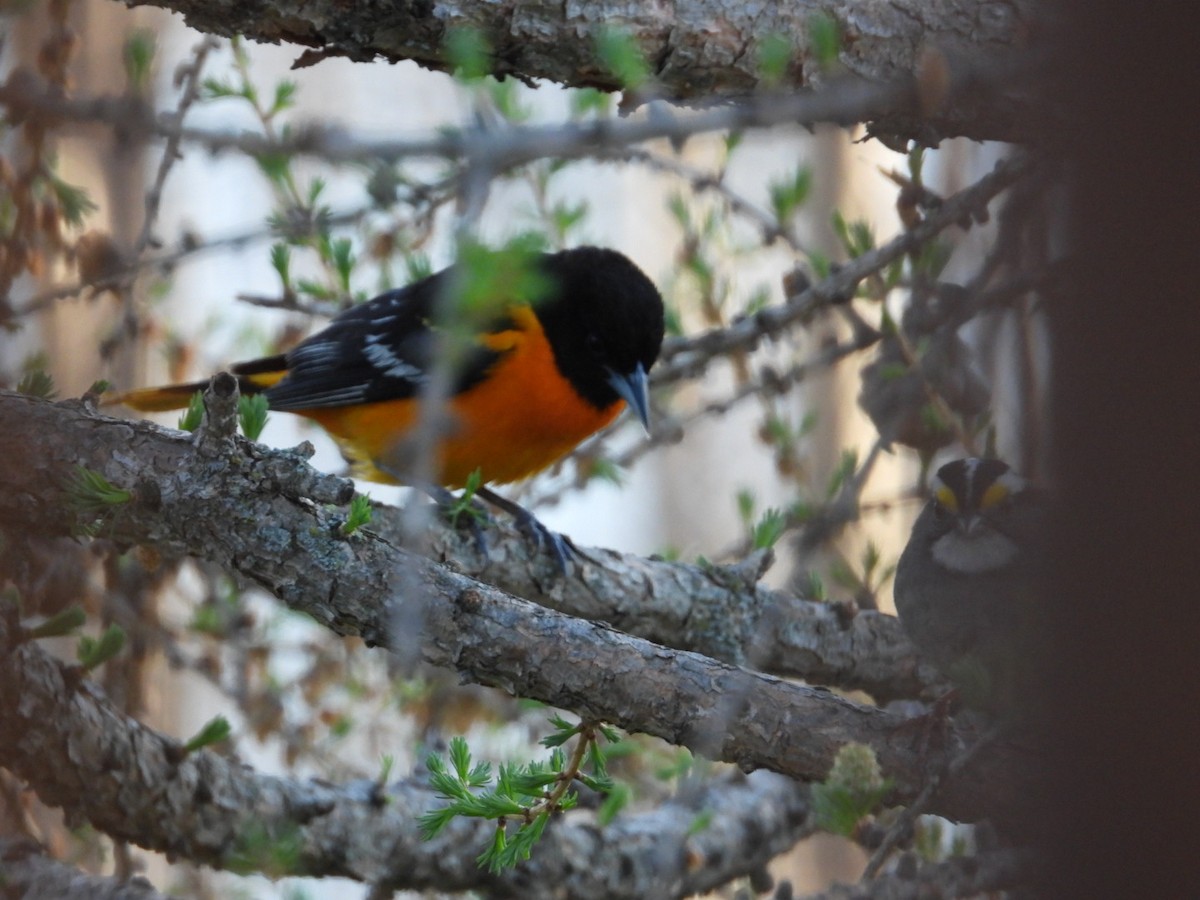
(475, 486, 575, 573)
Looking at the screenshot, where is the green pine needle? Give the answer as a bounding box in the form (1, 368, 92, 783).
(178, 391, 205, 432)
(27, 606, 87, 640)
(184, 715, 232, 752)
(66, 466, 131, 515)
(341, 493, 373, 536)
(238, 394, 270, 441)
(77, 624, 126, 672)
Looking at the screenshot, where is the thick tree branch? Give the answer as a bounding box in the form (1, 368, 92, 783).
(0, 615, 814, 895)
(0, 391, 1036, 828)
(1, 393, 936, 701)
(119, 0, 1043, 143)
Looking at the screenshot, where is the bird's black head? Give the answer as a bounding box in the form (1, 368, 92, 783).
(926, 457, 1033, 573)
(930, 458, 1025, 522)
(534, 247, 665, 425)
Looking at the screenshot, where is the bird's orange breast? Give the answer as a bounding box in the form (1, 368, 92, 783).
(300, 307, 622, 487)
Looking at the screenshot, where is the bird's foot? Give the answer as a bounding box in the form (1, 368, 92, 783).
(476, 486, 575, 573)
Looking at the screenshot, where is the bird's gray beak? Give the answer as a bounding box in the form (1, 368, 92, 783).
(606, 362, 651, 432)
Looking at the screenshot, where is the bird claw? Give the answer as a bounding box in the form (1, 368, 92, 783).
(425, 484, 579, 574)
(510, 506, 576, 572)
(476, 486, 575, 574)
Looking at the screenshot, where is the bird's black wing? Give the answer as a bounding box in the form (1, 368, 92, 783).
(263, 269, 507, 411)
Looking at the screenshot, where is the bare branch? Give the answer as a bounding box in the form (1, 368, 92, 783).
(798, 849, 1037, 899)
(0, 839, 171, 900)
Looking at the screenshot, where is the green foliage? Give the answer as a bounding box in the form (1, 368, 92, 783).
(16, 365, 56, 400)
(177, 391, 205, 432)
(811, 742, 891, 836)
(341, 493, 373, 536)
(751, 508, 787, 550)
(757, 32, 793, 87)
(486, 77, 531, 123)
(445, 469, 486, 525)
(806, 570, 828, 601)
(77, 624, 126, 672)
(421, 721, 619, 872)
(585, 457, 623, 486)
(807, 12, 843, 71)
(687, 809, 714, 836)
(596, 28, 650, 90)
(831, 210, 876, 258)
(769, 166, 813, 224)
(184, 715, 232, 752)
(255, 151, 293, 188)
(455, 235, 551, 320)
(327, 236, 355, 293)
(549, 200, 589, 244)
(662, 302, 684, 338)
(597, 781, 631, 825)
(913, 238, 952, 279)
(569, 87, 611, 118)
(238, 394, 270, 441)
(271, 80, 298, 116)
(446, 27, 492, 81)
(66, 466, 132, 516)
(270, 242, 292, 291)
(405, 252, 433, 283)
(907, 145, 926, 183)
(377, 754, 395, 785)
(46, 174, 98, 227)
(123, 29, 157, 92)
(26, 605, 87, 640)
(737, 490, 787, 549)
(226, 821, 304, 877)
(825, 449, 859, 499)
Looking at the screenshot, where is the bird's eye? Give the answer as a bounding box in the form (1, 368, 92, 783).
(585, 333, 605, 358)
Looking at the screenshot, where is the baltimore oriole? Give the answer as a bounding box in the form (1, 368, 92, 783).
(117, 246, 665, 561)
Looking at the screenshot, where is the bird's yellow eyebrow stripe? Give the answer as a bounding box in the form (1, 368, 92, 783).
(934, 483, 959, 512)
(980, 481, 1010, 509)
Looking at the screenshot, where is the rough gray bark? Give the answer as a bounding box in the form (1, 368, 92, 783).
(0, 389, 1038, 831)
(120, 0, 1043, 143)
(0, 839, 171, 900)
(0, 620, 812, 896)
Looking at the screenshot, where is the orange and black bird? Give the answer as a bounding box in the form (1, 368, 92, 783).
(118, 246, 665, 565)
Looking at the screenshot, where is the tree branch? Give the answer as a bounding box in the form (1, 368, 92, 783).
(800, 849, 1037, 899)
(0, 614, 815, 895)
(0, 391, 1036, 828)
(118, 0, 1043, 142)
(0, 839, 172, 900)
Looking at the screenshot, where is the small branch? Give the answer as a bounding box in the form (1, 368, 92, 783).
(799, 848, 1037, 900)
(654, 153, 1033, 385)
(0, 839, 171, 900)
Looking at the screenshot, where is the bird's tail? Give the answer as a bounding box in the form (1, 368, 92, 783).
(109, 355, 288, 412)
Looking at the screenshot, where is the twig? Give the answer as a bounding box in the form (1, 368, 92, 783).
(861, 726, 1003, 880)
